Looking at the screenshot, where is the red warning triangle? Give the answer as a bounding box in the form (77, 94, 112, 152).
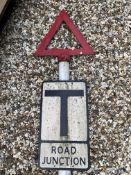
(35, 10, 95, 60)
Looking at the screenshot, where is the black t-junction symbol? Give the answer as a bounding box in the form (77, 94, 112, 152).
(45, 90, 84, 136)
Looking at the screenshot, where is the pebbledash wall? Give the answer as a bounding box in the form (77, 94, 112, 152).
(0, 0, 130, 175)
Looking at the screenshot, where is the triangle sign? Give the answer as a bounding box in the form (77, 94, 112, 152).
(34, 10, 95, 60)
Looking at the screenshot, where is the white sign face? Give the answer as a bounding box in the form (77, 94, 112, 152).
(39, 81, 89, 170)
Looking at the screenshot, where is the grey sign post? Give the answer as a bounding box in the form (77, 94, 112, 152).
(59, 61, 72, 175)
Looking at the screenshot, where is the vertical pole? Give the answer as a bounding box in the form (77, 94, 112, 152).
(59, 61, 69, 80)
(58, 61, 71, 175)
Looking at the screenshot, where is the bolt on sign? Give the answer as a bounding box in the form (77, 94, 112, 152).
(35, 10, 95, 170)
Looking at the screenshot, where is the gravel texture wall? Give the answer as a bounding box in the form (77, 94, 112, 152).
(0, 0, 130, 175)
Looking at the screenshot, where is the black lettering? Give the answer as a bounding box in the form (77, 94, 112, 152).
(65, 157, 70, 166)
(58, 146, 63, 154)
(51, 146, 56, 154)
(45, 90, 84, 136)
(71, 157, 73, 165)
(80, 157, 86, 165)
(42, 157, 46, 164)
(59, 157, 64, 165)
(71, 146, 76, 154)
(73, 157, 79, 165)
(64, 147, 70, 154)
(52, 157, 58, 165)
(46, 157, 51, 164)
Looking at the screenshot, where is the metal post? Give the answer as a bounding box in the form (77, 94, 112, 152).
(58, 61, 71, 175)
(59, 170, 71, 175)
(59, 62, 69, 80)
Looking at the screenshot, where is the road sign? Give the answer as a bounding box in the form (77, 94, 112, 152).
(34, 9, 95, 173)
(39, 81, 89, 170)
(34, 9, 95, 61)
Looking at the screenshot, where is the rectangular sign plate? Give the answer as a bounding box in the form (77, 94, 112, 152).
(39, 81, 89, 170)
